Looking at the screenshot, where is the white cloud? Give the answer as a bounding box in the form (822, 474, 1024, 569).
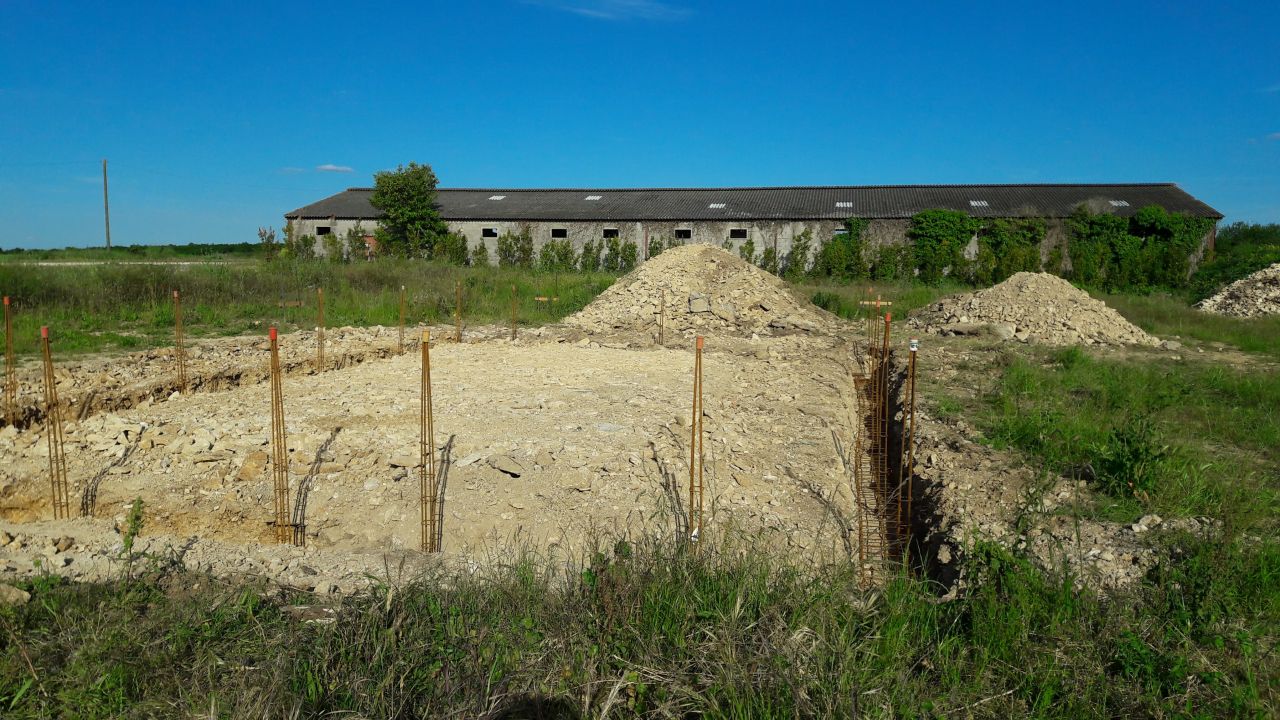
(1267, 132, 1280, 141)
(1264, 82, 1280, 93)
(522, 0, 689, 21)
(278, 166, 308, 174)
(316, 164, 355, 173)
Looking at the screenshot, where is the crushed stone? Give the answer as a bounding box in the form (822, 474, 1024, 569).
(908, 272, 1159, 347)
(1195, 262, 1280, 318)
(566, 244, 837, 340)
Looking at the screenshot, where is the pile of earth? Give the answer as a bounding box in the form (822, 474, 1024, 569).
(909, 272, 1159, 347)
(566, 244, 837, 339)
(1195, 262, 1280, 318)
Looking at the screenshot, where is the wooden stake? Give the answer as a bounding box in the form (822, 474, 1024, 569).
(102, 159, 111, 250)
(510, 284, 517, 341)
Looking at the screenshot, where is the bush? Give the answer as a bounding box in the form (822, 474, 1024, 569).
(469, 239, 490, 266)
(497, 227, 534, 268)
(579, 239, 602, 272)
(539, 238, 577, 272)
(433, 232, 468, 266)
(619, 240, 638, 273)
(1066, 206, 1215, 291)
(758, 245, 779, 274)
(976, 218, 1044, 284)
(870, 244, 912, 281)
(1092, 415, 1169, 499)
(737, 237, 756, 265)
(811, 219, 869, 280)
(783, 229, 813, 281)
(1189, 222, 1280, 300)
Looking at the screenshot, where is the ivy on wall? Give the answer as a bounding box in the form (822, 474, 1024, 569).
(907, 210, 979, 284)
(1065, 206, 1215, 291)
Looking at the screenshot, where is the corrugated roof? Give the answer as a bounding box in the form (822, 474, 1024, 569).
(284, 184, 1222, 221)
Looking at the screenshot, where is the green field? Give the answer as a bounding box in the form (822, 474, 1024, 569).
(0, 255, 1277, 716)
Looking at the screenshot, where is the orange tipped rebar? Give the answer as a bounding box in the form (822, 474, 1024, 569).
(903, 337, 919, 566)
(39, 327, 70, 519)
(398, 285, 407, 353)
(315, 287, 325, 372)
(421, 329, 438, 552)
(173, 290, 188, 395)
(454, 281, 463, 343)
(268, 326, 293, 544)
(658, 288, 665, 346)
(4, 297, 15, 426)
(688, 336, 704, 543)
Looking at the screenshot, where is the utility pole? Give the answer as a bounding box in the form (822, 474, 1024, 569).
(102, 159, 112, 250)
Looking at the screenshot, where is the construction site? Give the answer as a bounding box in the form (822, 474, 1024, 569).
(0, 245, 1212, 595)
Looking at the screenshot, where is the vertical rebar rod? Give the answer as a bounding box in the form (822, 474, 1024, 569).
(688, 336, 704, 543)
(398, 285, 406, 353)
(315, 287, 325, 372)
(658, 288, 665, 346)
(904, 339, 918, 567)
(879, 312, 892, 553)
(510, 284, 517, 341)
(421, 330, 438, 552)
(40, 327, 70, 519)
(268, 327, 291, 544)
(173, 290, 187, 395)
(454, 281, 463, 343)
(4, 297, 15, 426)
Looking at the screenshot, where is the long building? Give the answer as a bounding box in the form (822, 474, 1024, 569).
(283, 183, 1222, 261)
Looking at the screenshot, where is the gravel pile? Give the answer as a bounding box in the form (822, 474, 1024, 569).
(1195, 262, 1280, 318)
(566, 244, 836, 339)
(909, 272, 1159, 347)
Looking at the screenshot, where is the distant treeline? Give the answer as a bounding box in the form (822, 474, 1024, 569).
(0, 243, 261, 260)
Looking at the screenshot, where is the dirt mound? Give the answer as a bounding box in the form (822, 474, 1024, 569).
(566, 244, 835, 339)
(909, 272, 1159, 347)
(1195, 262, 1280, 318)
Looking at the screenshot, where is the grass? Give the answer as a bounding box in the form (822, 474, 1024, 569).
(802, 279, 967, 321)
(0, 260, 616, 357)
(1098, 290, 1280, 359)
(0, 533, 1274, 718)
(0, 242, 263, 263)
(968, 345, 1280, 525)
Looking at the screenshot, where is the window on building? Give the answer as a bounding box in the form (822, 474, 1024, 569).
(1109, 200, 1130, 207)
(836, 201, 853, 209)
(482, 228, 498, 238)
(316, 226, 332, 235)
(708, 203, 726, 209)
(550, 228, 568, 239)
(833, 228, 849, 236)
(729, 228, 748, 240)
(969, 200, 990, 208)
(675, 228, 692, 240)
(602, 228, 619, 239)
(488, 195, 506, 201)
(585, 195, 602, 201)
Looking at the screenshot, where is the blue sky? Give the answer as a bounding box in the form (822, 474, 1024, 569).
(1, 0, 1277, 249)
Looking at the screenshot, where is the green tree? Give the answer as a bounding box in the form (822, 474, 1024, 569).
(470, 238, 490, 266)
(647, 236, 667, 259)
(758, 245, 779, 274)
(783, 229, 813, 281)
(603, 237, 623, 272)
(738, 237, 756, 265)
(539, 239, 577, 271)
(619, 239, 638, 272)
(434, 231, 469, 265)
(497, 227, 534, 268)
(369, 162, 447, 257)
(579, 239, 602, 272)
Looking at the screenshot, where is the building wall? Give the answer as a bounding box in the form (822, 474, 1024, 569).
(284, 216, 1214, 274)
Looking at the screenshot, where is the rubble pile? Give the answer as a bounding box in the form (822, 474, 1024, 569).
(1196, 262, 1280, 318)
(567, 244, 836, 339)
(909, 272, 1159, 346)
